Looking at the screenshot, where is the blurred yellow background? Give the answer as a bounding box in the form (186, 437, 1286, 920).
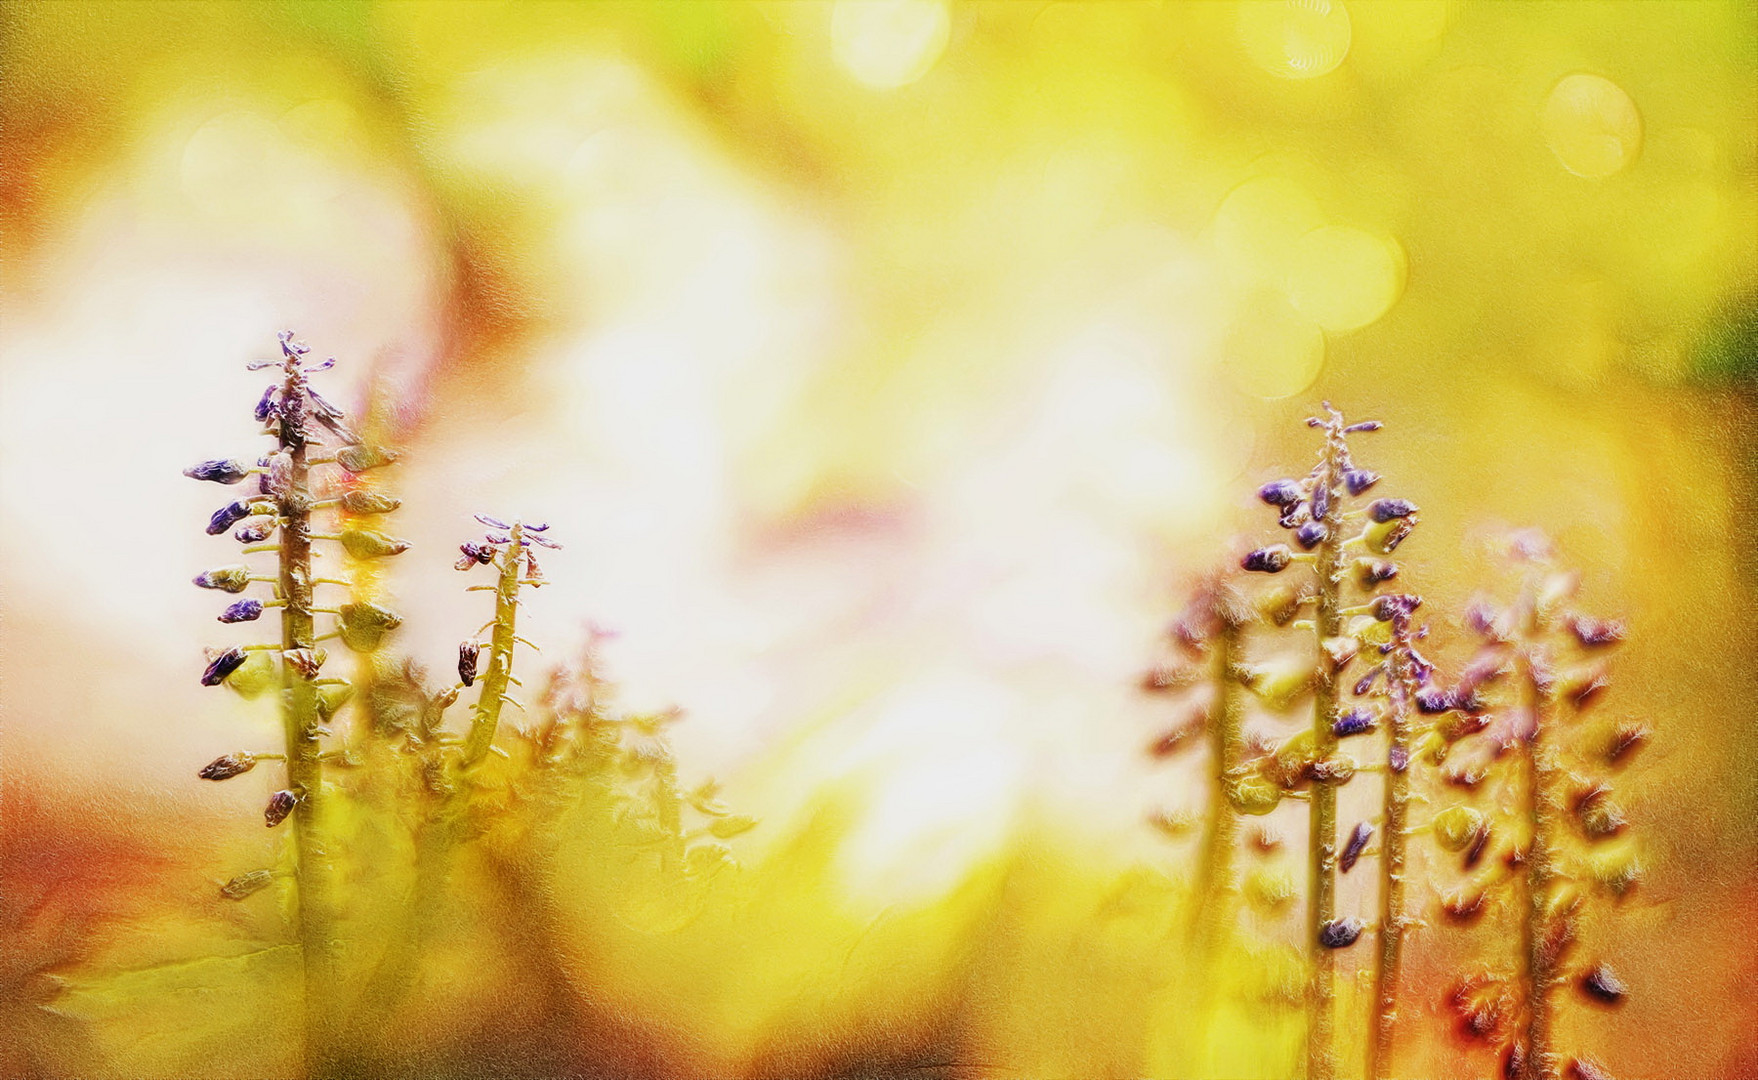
(2, 2, 1755, 1078)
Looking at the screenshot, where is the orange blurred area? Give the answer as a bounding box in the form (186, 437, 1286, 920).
(2, 2, 1756, 1078)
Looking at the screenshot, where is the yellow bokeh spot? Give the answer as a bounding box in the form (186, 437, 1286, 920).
(1222, 291, 1326, 399)
(1286, 225, 1405, 332)
(1213, 175, 1327, 283)
(1544, 72, 1643, 179)
(1237, 0, 1352, 80)
(831, 0, 951, 91)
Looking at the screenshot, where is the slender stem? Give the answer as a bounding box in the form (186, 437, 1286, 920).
(276, 365, 339, 1078)
(1369, 614, 1415, 1080)
(1517, 657, 1562, 1080)
(1194, 618, 1244, 967)
(461, 522, 524, 768)
(1307, 438, 1344, 1080)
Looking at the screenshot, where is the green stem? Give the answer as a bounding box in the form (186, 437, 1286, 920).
(1369, 616, 1415, 1080)
(1307, 440, 1344, 1080)
(277, 368, 340, 1078)
(461, 521, 523, 768)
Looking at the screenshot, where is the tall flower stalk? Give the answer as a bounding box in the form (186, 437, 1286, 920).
(1240, 403, 1418, 1080)
(188, 331, 405, 1076)
(1441, 533, 1641, 1080)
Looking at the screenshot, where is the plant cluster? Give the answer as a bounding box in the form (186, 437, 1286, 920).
(183, 333, 753, 1077)
(1141, 407, 1648, 1080)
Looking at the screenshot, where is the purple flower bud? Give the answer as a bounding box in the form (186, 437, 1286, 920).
(1333, 709, 1376, 737)
(1278, 502, 1309, 530)
(1415, 686, 1454, 714)
(1353, 665, 1384, 696)
(1343, 468, 1381, 496)
(1242, 546, 1293, 574)
(1341, 822, 1374, 873)
(254, 385, 280, 423)
(184, 459, 250, 485)
(199, 752, 257, 780)
(459, 640, 481, 686)
(206, 501, 251, 535)
(219, 599, 264, 623)
(1368, 498, 1418, 523)
(1389, 744, 1410, 773)
(1258, 480, 1303, 507)
(1569, 616, 1626, 648)
(1371, 593, 1421, 622)
(233, 517, 276, 543)
(265, 789, 298, 828)
(1344, 420, 1382, 433)
(455, 541, 496, 570)
(1318, 916, 1364, 949)
(1296, 520, 1328, 550)
(1310, 484, 1331, 521)
(278, 330, 309, 357)
(193, 565, 252, 593)
(202, 646, 248, 686)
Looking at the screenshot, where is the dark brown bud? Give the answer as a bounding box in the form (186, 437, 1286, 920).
(459, 641, 481, 686)
(264, 789, 297, 827)
(199, 752, 258, 780)
(1579, 964, 1627, 1005)
(1318, 916, 1363, 949)
(202, 647, 248, 686)
(283, 648, 327, 680)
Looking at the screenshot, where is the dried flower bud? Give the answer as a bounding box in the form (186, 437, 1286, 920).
(1432, 805, 1486, 853)
(199, 752, 257, 780)
(253, 385, 280, 423)
(1296, 520, 1328, 550)
(1318, 916, 1363, 949)
(1388, 744, 1410, 773)
(455, 541, 497, 570)
(1576, 787, 1628, 840)
(218, 599, 264, 623)
(1365, 515, 1416, 554)
(1333, 708, 1376, 738)
(1439, 711, 1491, 742)
(1442, 888, 1487, 924)
(202, 646, 249, 686)
(316, 681, 354, 720)
(1368, 498, 1417, 523)
(338, 489, 402, 515)
(1353, 665, 1384, 697)
(1227, 774, 1284, 816)
(339, 528, 410, 559)
(283, 648, 327, 680)
(1415, 686, 1454, 714)
(1341, 821, 1373, 873)
(1242, 545, 1294, 574)
(1343, 468, 1380, 496)
(1278, 502, 1309, 530)
(1310, 754, 1356, 784)
(1258, 479, 1303, 507)
(336, 444, 398, 472)
(233, 517, 277, 544)
(1559, 666, 1610, 710)
(1569, 615, 1626, 648)
(206, 500, 252, 535)
(432, 685, 461, 710)
(1579, 964, 1627, 1005)
(264, 451, 292, 497)
(459, 641, 481, 686)
(338, 602, 402, 652)
(1355, 559, 1398, 587)
(264, 789, 297, 828)
(220, 869, 276, 900)
(184, 458, 250, 484)
(1603, 721, 1650, 766)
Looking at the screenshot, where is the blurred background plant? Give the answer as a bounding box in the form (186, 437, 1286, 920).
(1, 2, 1755, 1078)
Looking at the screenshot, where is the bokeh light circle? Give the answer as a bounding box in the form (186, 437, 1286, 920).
(1213, 175, 1327, 282)
(1237, 0, 1353, 80)
(831, 0, 952, 90)
(1285, 225, 1405, 332)
(1222, 291, 1326, 399)
(1544, 72, 1643, 179)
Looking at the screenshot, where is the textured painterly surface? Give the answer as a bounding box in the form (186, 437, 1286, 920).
(1, 3, 1755, 1078)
